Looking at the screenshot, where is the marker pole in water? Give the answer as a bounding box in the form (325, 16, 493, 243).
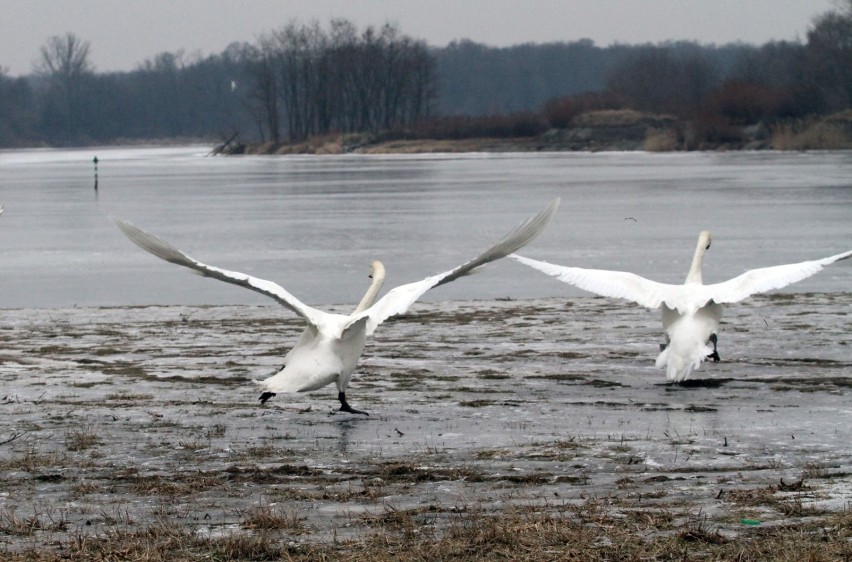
(93, 156, 99, 191)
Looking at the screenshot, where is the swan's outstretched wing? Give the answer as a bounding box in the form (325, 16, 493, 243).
(113, 218, 327, 326)
(511, 254, 675, 309)
(361, 198, 560, 334)
(706, 249, 852, 304)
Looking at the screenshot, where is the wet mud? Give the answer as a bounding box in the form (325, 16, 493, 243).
(1, 294, 850, 551)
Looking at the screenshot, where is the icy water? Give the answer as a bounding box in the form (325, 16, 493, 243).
(0, 147, 850, 308)
(0, 147, 851, 552)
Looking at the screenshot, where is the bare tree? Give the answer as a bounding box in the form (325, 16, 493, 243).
(805, 0, 852, 111)
(244, 38, 281, 143)
(265, 19, 436, 141)
(606, 44, 719, 117)
(34, 32, 95, 140)
(35, 32, 93, 79)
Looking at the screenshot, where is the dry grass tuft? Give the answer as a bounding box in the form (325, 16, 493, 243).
(644, 128, 680, 151)
(771, 112, 852, 150)
(240, 500, 307, 533)
(0, 507, 67, 536)
(65, 425, 100, 451)
(127, 473, 224, 496)
(0, 447, 66, 472)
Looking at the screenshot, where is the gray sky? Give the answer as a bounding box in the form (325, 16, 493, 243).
(0, 0, 837, 77)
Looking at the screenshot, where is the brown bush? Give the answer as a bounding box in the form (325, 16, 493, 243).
(686, 115, 746, 149)
(406, 112, 550, 140)
(542, 91, 629, 128)
(703, 81, 795, 125)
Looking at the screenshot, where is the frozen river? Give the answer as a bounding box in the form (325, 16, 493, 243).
(0, 147, 850, 308)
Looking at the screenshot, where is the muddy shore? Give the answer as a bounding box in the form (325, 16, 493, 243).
(1, 294, 850, 557)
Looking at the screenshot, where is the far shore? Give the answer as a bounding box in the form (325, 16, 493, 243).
(217, 109, 852, 156)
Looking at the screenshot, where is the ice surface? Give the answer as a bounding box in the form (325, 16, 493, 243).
(0, 148, 850, 308)
(0, 294, 850, 547)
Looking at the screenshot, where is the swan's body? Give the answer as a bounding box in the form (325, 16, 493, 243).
(114, 198, 558, 413)
(512, 231, 852, 382)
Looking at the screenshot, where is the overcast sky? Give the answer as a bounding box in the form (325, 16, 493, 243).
(0, 0, 838, 77)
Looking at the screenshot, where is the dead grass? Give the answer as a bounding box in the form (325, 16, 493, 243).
(6, 505, 847, 561)
(1, 469, 850, 561)
(65, 425, 99, 451)
(722, 479, 823, 518)
(644, 128, 680, 151)
(0, 507, 67, 537)
(119, 472, 225, 496)
(0, 447, 66, 472)
(239, 500, 308, 533)
(771, 113, 852, 150)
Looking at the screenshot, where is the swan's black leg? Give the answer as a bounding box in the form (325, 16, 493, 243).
(338, 392, 369, 416)
(659, 343, 667, 351)
(707, 334, 720, 362)
(259, 392, 276, 404)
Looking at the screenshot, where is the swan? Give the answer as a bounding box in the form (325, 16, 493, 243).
(512, 231, 852, 382)
(114, 198, 559, 414)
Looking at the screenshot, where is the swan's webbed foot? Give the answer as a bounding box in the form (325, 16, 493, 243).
(259, 392, 276, 404)
(706, 334, 720, 362)
(338, 392, 369, 416)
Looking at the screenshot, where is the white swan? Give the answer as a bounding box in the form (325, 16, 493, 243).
(114, 198, 559, 414)
(512, 231, 852, 382)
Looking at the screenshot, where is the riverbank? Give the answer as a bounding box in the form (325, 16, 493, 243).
(219, 110, 852, 155)
(2, 295, 850, 559)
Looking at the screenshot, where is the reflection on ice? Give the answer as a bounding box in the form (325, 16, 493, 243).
(0, 147, 849, 310)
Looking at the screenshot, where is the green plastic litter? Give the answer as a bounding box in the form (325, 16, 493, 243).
(740, 518, 761, 526)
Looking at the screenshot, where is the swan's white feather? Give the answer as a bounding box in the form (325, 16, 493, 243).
(513, 249, 852, 315)
(509, 256, 672, 309)
(113, 218, 329, 329)
(706, 250, 852, 304)
(362, 197, 560, 335)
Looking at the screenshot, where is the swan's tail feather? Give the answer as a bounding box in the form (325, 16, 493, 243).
(656, 343, 712, 382)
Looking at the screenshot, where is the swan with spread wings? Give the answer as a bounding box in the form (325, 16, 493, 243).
(115, 198, 559, 414)
(512, 231, 851, 382)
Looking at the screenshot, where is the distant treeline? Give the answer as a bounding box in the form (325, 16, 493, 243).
(0, 3, 849, 148)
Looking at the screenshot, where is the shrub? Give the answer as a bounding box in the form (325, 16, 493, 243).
(542, 91, 629, 128)
(407, 112, 550, 139)
(702, 81, 796, 125)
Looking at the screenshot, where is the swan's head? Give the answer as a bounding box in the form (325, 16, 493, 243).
(698, 231, 711, 251)
(354, 261, 386, 313)
(369, 260, 386, 282)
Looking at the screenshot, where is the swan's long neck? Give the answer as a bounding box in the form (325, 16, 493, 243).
(354, 261, 386, 313)
(685, 231, 711, 285)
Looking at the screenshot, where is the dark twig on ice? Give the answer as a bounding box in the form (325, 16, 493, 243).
(1, 431, 27, 446)
(209, 132, 241, 155)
